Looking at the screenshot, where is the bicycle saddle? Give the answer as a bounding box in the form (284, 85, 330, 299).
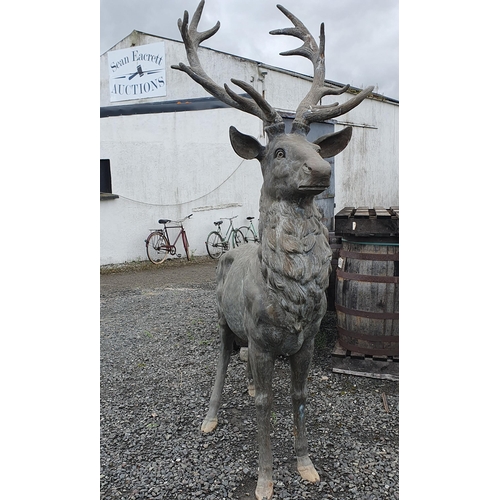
(158, 219, 171, 224)
(247, 216, 254, 220)
(214, 221, 223, 226)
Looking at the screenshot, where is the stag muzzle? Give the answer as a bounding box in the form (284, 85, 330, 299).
(298, 158, 331, 195)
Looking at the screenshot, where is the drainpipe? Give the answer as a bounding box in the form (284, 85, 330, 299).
(257, 64, 268, 139)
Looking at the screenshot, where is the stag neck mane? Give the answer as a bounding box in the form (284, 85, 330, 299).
(258, 196, 332, 331)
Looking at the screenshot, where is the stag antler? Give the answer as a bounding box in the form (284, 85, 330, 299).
(271, 4, 374, 135)
(172, 1, 373, 138)
(171, 0, 284, 135)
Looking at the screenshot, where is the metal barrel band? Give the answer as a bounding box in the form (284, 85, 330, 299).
(336, 304, 399, 320)
(337, 327, 399, 343)
(339, 342, 399, 357)
(339, 249, 399, 261)
(336, 270, 399, 284)
(338, 327, 399, 356)
(338, 340, 399, 356)
(341, 238, 399, 247)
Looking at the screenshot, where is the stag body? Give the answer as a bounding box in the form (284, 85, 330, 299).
(203, 132, 334, 498)
(218, 134, 334, 357)
(173, 3, 373, 498)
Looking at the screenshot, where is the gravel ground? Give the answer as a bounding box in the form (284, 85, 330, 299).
(100, 258, 399, 500)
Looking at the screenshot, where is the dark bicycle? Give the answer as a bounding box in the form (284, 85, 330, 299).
(145, 214, 192, 264)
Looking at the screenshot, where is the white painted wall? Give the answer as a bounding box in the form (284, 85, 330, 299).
(100, 107, 263, 265)
(100, 33, 398, 265)
(334, 98, 399, 212)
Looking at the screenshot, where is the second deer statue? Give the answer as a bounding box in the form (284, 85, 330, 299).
(173, 2, 374, 499)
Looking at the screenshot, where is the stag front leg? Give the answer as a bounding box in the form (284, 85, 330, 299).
(249, 343, 275, 500)
(247, 358, 255, 397)
(201, 320, 234, 433)
(290, 339, 320, 483)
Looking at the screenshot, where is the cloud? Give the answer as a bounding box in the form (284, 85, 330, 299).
(100, 0, 398, 99)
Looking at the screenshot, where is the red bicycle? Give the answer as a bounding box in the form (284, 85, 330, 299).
(145, 214, 192, 264)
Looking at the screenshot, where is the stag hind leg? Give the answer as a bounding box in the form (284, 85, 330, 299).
(290, 339, 320, 483)
(201, 319, 234, 433)
(248, 343, 276, 500)
(238, 347, 255, 397)
(247, 357, 255, 397)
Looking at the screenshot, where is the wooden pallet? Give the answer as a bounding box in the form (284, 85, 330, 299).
(331, 340, 399, 381)
(334, 206, 399, 237)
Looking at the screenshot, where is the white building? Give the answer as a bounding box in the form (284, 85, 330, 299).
(100, 31, 399, 265)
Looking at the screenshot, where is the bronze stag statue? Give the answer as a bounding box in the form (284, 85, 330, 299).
(173, 2, 373, 498)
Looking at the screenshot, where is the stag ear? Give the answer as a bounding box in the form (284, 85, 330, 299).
(314, 126, 353, 158)
(229, 126, 264, 160)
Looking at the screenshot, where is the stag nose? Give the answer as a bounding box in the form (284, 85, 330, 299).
(304, 158, 331, 183)
(298, 157, 331, 194)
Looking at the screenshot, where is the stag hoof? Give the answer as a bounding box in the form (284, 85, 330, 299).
(255, 477, 273, 500)
(248, 384, 255, 397)
(297, 456, 320, 483)
(201, 417, 218, 433)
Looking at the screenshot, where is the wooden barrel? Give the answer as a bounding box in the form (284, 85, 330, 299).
(335, 238, 399, 356)
(327, 232, 342, 311)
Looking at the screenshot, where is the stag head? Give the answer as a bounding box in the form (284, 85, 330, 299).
(229, 125, 352, 200)
(172, 1, 373, 203)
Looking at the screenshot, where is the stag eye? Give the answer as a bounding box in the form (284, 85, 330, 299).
(275, 148, 285, 159)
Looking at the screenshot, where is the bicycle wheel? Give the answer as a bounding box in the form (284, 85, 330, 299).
(238, 226, 250, 243)
(239, 226, 258, 243)
(240, 226, 259, 243)
(233, 229, 245, 247)
(182, 230, 190, 261)
(206, 231, 224, 259)
(146, 232, 169, 264)
(249, 227, 259, 243)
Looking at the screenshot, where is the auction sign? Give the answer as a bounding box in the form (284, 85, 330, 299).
(108, 42, 166, 102)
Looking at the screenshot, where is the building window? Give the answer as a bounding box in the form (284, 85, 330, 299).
(100, 159, 118, 200)
(101, 159, 112, 193)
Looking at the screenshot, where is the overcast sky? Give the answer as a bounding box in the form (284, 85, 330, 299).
(100, 0, 399, 100)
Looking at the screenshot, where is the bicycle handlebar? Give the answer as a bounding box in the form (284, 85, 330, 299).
(221, 215, 238, 221)
(158, 214, 193, 225)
